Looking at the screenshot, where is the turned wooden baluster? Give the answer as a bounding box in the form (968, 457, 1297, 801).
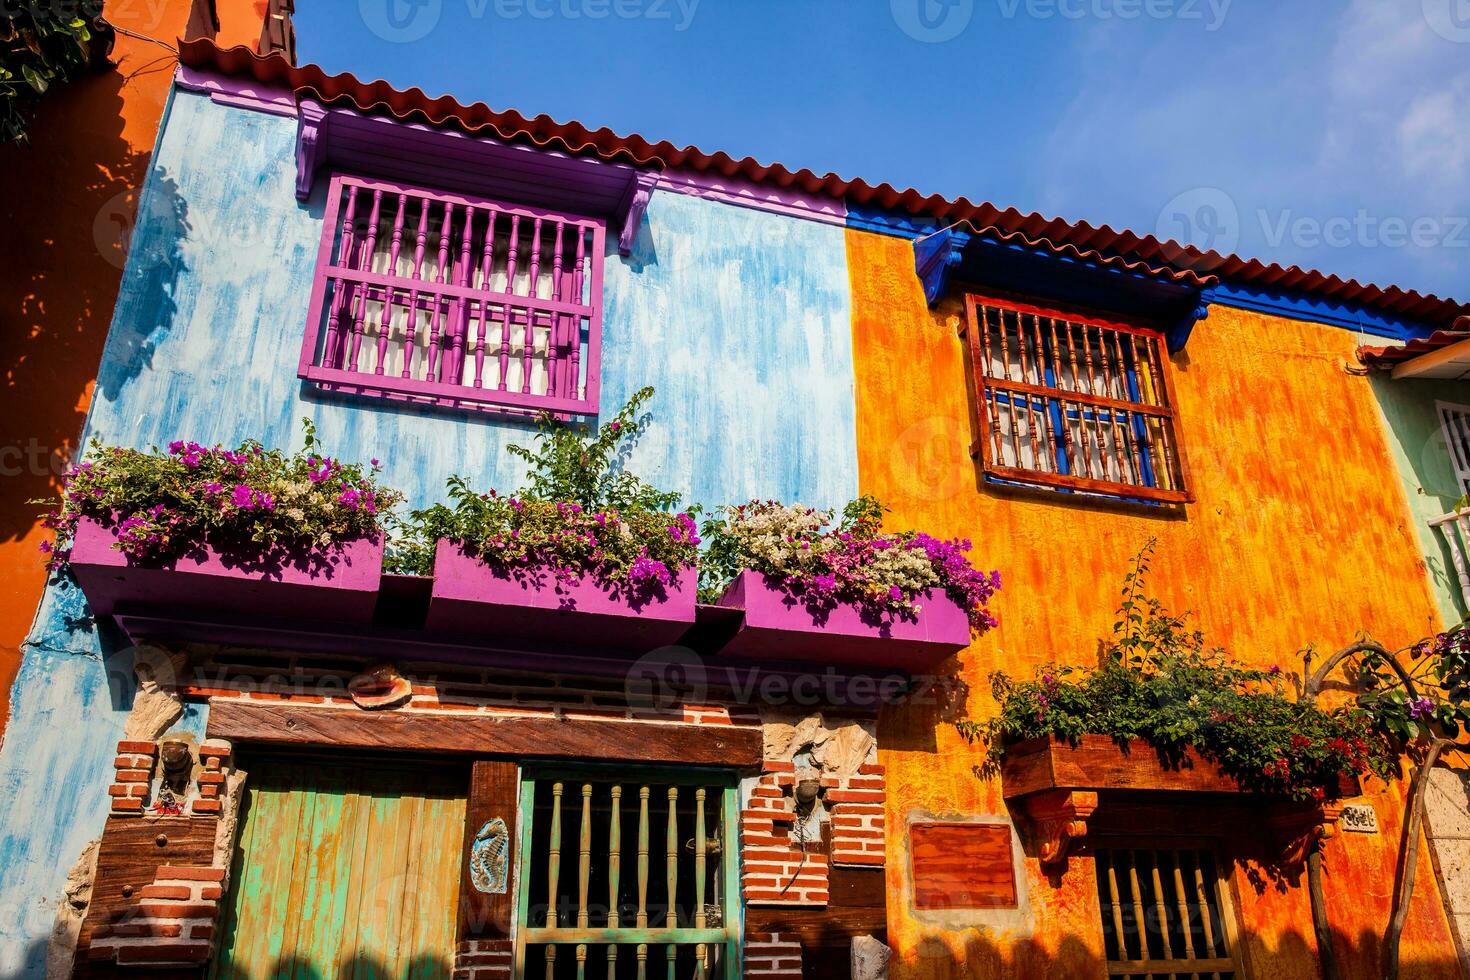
(637, 786, 650, 980)
(348, 189, 383, 372)
(694, 788, 708, 980)
(425, 201, 454, 383)
(446, 204, 475, 384)
(546, 219, 565, 398)
(400, 197, 430, 380)
(522, 217, 543, 394)
(666, 787, 678, 980)
(607, 784, 622, 980)
(546, 781, 564, 980)
(499, 214, 520, 391)
(323, 184, 358, 370)
(576, 783, 592, 980)
(567, 228, 587, 399)
(374, 193, 407, 375)
(472, 209, 497, 388)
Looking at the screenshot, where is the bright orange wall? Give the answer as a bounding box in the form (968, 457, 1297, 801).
(845, 228, 1458, 978)
(0, 0, 201, 735)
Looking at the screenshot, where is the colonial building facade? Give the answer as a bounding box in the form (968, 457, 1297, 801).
(2, 6, 1469, 979)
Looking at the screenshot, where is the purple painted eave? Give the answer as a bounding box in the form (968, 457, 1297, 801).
(295, 99, 657, 253)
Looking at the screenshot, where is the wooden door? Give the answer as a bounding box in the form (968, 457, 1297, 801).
(211, 756, 467, 980)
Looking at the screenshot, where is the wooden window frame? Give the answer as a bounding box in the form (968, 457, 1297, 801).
(298, 173, 605, 418)
(961, 292, 1194, 505)
(1437, 400, 1470, 498)
(1090, 836, 1247, 979)
(513, 767, 744, 979)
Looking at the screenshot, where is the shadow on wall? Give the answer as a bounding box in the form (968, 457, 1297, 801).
(901, 926, 1466, 979)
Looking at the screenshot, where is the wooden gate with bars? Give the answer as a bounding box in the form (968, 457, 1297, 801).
(1092, 842, 1247, 979)
(513, 769, 742, 979)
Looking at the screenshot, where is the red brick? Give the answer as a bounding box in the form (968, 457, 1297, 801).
(197, 771, 227, 785)
(114, 771, 151, 784)
(845, 776, 885, 791)
(857, 763, 885, 775)
(116, 943, 212, 963)
(107, 785, 130, 798)
(761, 760, 796, 773)
(116, 740, 158, 755)
(111, 798, 144, 813)
(823, 789, 884, 804)
(104, 922, 183, 939)
(191, 799, 222, 814)
(114, 755, 151, 770)
(136, 902, 217, 918)
(189, 923, 216, 940)
(138, 884, 192, 900)
(158, 866, 226, 881)
(200, 885, 222, 900)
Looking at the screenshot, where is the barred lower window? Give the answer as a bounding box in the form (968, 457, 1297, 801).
(962, 294, 1191, 503)
(1439, 401, 1470, 497)
(515, 770, 741, 979)
(299, 174, 605, 417)
(1093, 843, 1246, 979)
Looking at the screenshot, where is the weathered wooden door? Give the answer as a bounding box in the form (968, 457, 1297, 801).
(211, 755, 467, 980)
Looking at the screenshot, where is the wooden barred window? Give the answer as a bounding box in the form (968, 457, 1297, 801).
(514, 770, 742, 979)
(1093, 843, 1246, 979)
(1439, 401, 1470, 497)
(299, 174, 605, 416)
(962, 294, 1192, 504)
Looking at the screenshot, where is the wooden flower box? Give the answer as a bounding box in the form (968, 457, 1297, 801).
(713, 570, 970, 671)
(1000, 734, 1242, 801)
(999, 735, 1360, 866)
(69, 516, 383, 623)
(425, 539, 697, 650)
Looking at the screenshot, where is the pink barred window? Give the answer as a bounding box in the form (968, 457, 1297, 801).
(298, 174, 605, 416)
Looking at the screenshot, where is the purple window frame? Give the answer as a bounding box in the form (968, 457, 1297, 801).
(298, 173, 606, 417)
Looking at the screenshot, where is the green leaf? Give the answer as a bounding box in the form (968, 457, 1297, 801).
(21, 65, 48, 94)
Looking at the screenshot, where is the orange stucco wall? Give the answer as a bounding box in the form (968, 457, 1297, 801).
(845, 228, 1459, 978)
(0, 0, 202, 735)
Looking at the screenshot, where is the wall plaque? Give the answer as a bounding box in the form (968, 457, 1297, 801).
(910, 822, 1017, 909)
(1341, 803, 1378, 833)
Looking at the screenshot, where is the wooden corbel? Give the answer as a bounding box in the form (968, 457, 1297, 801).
(1268, 799, 1348, 864)
(1023, 789, 1098, 866)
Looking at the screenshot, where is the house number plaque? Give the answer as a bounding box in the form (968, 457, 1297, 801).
(1341, 803, 1378, 833)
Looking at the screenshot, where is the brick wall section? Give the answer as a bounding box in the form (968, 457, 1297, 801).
(827, 763, 886, 867)
(89, 738, 237, 968)
(108, 741, 157, 815)
(453, 939, 512, 979)
(87, 865, 225, 966)
(183, 652, 760, 731)
(744, 932, 803, 979)
(741, 761, 829, 906)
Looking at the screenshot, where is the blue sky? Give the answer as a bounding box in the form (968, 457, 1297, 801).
(296, 0, 1470, 301)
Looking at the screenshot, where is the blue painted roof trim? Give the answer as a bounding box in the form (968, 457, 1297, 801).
(866, 201, 1445, 343)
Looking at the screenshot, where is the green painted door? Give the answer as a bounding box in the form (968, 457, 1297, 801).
(211, 756, 467, 980)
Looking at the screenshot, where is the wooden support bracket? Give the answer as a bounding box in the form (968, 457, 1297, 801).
(1022, 789, 1098, 866)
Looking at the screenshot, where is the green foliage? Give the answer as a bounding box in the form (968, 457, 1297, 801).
(2, 3, 106, 143)
(961, 540, 1393, 802)
(36, 421, 402, 566)
(697, 495, 1000, 631)
(388, 389, 699, 592)
(1354, 621, 1470, 744)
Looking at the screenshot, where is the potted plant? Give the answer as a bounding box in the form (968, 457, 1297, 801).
(400, 388, 700, 649)
(699, 496, 1000, 669)
(964, 542, 1385, 811)
(39, 421, 401, 622)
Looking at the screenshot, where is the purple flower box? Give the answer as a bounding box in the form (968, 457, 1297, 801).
(69, 516, 383, 623)
(425, 539, 697, 650)
(715, 570, 970, 670)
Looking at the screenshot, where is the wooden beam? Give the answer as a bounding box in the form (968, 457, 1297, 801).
(207, 700, 763, 767)
(459, 760, 518, 942)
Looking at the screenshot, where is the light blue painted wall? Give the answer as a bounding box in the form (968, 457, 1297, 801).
(0, 89, 857, 975)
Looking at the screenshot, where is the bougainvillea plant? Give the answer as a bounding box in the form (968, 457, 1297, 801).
(698, 496, 1000, 633)
(390, 387, 699, 597)
(959, 541, 1394, 801)
(36, 421, 402, 567)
